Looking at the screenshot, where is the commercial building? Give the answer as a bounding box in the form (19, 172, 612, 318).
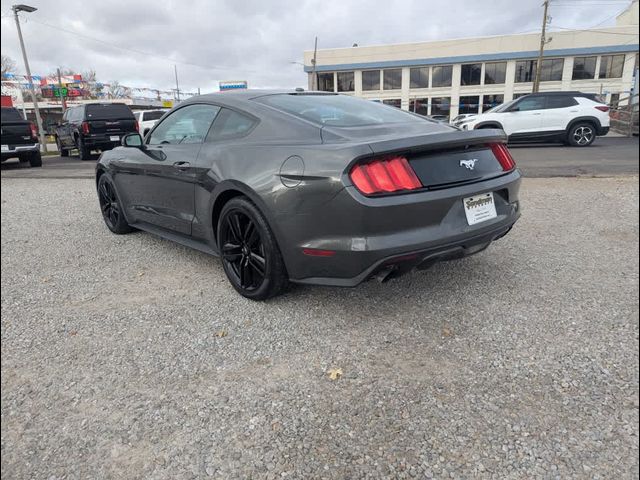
(303, 0, 639, 119)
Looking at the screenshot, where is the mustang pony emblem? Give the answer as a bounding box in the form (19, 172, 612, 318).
(459, 159, 478, 170)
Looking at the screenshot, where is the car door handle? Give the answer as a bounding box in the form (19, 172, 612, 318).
(531, 112, 542, 115)
(173, 161, 191, 170)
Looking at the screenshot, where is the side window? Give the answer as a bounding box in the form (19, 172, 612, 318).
(545, 96, 578, 109)
(513, 97, 545, 112)
(148, 104, 220, 145)
(134, 112, 141, 122)
(206, 109, 257, 142)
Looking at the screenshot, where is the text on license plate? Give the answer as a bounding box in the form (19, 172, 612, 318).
(110, 136, 120, 142)
(463, 192, 497, 226)
(1, 145, 8, 152)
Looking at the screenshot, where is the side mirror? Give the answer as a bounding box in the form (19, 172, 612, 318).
(122, 133, 144, 148)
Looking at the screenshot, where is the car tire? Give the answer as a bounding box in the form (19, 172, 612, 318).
(218, 197, 288, 300)
(28, 151, 42, 168)
(567, 122, 596, 147)
(77, 137, 92, 160)
(97, 174, 133, 234)
(56, 136, 69, 157)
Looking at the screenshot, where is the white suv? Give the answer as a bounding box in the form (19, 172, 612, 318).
(454, 92, 610, 146)
(133, 109, 168, 138)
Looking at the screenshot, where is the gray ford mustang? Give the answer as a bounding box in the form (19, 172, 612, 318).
(96, 90, 521, 300)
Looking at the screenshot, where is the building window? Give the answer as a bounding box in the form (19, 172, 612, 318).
(459, 95, 480, 114)
(337, 72, 354, 92)
(382, 99, 402, 108)
(540, 58, 564, 81)
(432, 66, 453, 87)
(383, 69, 402, 90)
(362, 70, 380, 91)
(410, 67, 429, 88)
(484, 62, 506, 84)
(317, 73, 334, 92)
(515, 60, 536, 83)
(460, 64, 482, 86)
(409, 98, 429, 115)
(482, 94, 504, 112)
(572, 56, 597, 80)
(599, 54, 625, 78)
(431, 97, 451, 118)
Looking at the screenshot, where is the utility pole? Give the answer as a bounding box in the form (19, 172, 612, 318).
(12, 4, 47, 152)
(311, 36, 318, 91)
(57, 67, 67, 112)
(532, 0, 551, 93)
(174, 65, 180, 102)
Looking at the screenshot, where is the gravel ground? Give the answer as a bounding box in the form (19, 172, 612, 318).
(1, 176, 638, 480)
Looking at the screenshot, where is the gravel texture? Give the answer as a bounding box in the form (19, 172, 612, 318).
(1, 176, 638, 480)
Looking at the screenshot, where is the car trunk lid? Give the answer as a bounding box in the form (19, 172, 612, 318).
(335, 126, 511, 191)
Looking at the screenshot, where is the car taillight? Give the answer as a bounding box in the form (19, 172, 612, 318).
(350, 156, 422, 195)
(135, 120, 139, 132)
(81, 121, 90, 134)
(29, 122, 37, 139)
(490, 143, 516, 172)
(595, 106, 610, 113)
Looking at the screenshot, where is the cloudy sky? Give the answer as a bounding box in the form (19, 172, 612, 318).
(0, 0, 633, 94)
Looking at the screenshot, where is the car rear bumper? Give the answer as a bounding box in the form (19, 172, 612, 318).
(1, 143, 39, 160)
(83, 133, 130, 149)
(279, 170, 522, 286)
(597, 126, 610, 136)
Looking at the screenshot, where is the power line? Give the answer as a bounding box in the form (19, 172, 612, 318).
(23, 17, 262, 75)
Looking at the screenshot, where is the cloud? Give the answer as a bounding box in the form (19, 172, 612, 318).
(0, 0, 631, 94)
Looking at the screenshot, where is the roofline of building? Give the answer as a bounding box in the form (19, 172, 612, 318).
(303, 44, 639, 72)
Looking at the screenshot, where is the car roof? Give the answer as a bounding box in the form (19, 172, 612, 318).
(523, 91, 595, 97)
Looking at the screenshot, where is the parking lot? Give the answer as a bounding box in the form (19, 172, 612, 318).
(1, 141, 639, 479)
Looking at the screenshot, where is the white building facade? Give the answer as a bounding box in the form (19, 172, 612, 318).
(304, 1, 639, 119)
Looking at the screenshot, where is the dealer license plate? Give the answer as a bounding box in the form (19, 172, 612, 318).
(110, 136, 120, 142)
(463, 192, 497, 226)
(1, 145, 8, 152)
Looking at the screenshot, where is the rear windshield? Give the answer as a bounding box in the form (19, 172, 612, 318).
(255, 94, 426, 127)
(85, 104, 134, 120)
(1, 108, 25, 122)
(143, 110, 166, 121)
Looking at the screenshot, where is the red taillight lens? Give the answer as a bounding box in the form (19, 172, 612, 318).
(135, 120, 139, 132)
(302, 248, 336, 257)
(29, 122, 37, 139)
(81, 121, 90, 134)
(490, 143, 516, 172)
(595, 105, 610, 113)
(350, 156, 422, 195)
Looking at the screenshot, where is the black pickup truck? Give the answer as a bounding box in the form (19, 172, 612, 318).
(1, 107, 42, 167)
(54, 103, 138, 160)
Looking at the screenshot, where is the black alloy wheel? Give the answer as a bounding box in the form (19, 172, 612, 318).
(97, 175, 132, 234)
(218, 197, 288, 300)
(56, 136, 69, 157)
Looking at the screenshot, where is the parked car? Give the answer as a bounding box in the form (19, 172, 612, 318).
(428, 114, 450, 123)
(55, 103, 138, 160)
(1, 107, 42, 167)
(454, 91, 610, 146)
(133, 109, 168, 137)
(451, 113, 476, 125)
(96, 90, 521, 300)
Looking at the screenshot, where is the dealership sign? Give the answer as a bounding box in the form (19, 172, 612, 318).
(219, 81, 248, 91)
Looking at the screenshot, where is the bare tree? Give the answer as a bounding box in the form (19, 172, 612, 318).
(1, 54, 17, 79)
(82, 69, 103, 98)
(108, 81, 126, 99)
